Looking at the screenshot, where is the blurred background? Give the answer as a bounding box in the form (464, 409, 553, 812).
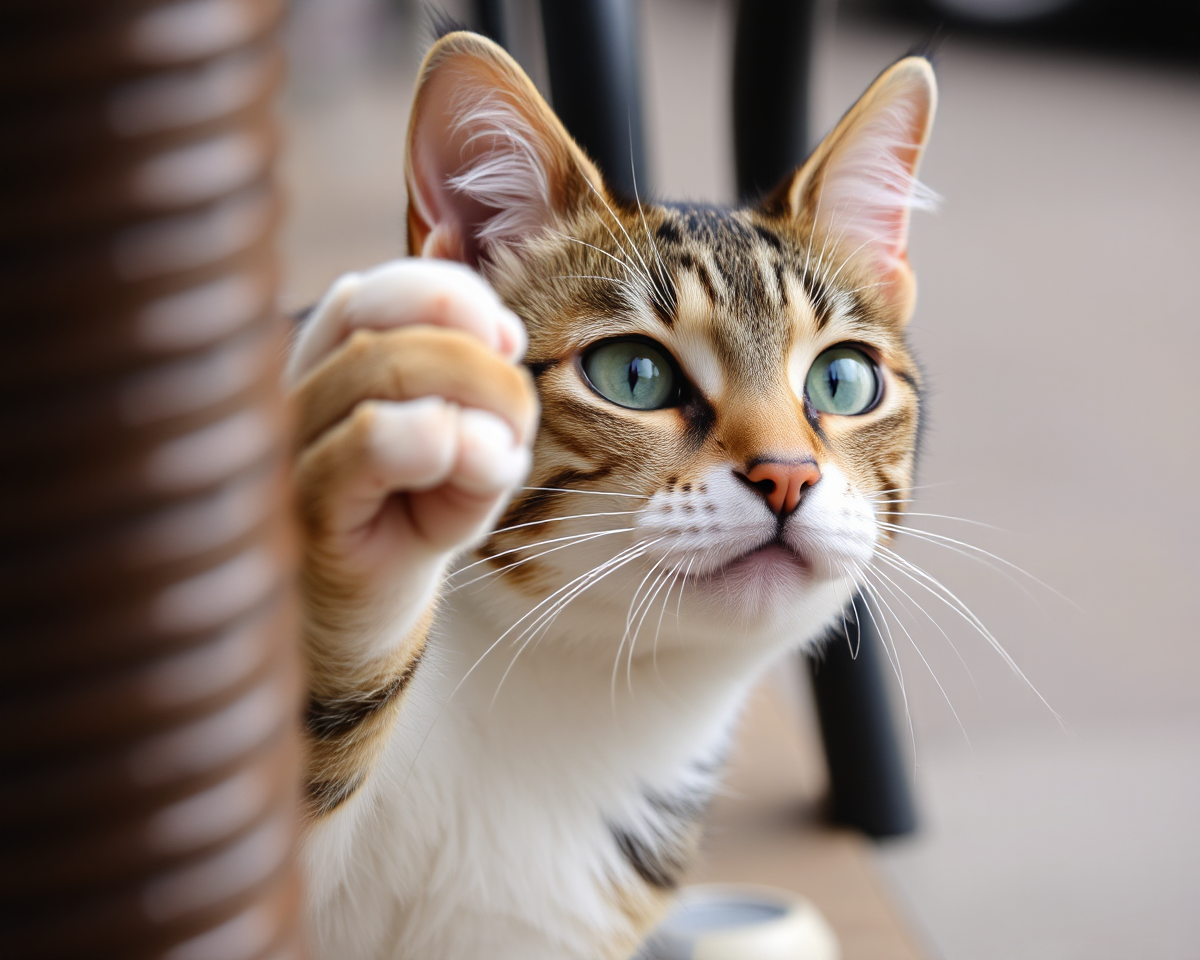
(279, 2, 1199, 957)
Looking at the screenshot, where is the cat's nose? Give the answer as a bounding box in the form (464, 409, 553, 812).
(741, 460, 822, 516)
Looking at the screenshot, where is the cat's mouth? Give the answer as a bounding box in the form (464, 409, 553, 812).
(703, 539, 812, 582)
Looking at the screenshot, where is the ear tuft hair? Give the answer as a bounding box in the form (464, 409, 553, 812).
(444, 86, 553, 245)
(778, 55, 938, 320)
(905, 35, 946, 66)
(813, 65, 940, 270)
(405, 32, 605, 269)
(427, 9, 470, 43)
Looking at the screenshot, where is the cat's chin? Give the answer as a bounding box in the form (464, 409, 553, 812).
(696, 543, 815, 605)
(685, 541, 857, 628)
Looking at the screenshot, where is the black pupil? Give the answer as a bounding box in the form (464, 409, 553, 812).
(627, 358, 641, 392)
(827, 361, 842, 396)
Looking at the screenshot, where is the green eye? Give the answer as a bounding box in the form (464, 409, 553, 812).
(806, 346, 880, 415)
(582, 339, 678, 410)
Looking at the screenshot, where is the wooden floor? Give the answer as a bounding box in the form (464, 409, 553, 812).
(686, 679, 927, 960)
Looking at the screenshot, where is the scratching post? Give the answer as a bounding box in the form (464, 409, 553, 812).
(1, 1, 307, 956)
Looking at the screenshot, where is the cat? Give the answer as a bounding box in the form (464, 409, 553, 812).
(286, 30, 936, 960)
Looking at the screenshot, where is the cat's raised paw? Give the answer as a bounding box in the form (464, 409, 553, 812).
(287, 261, 538, 658)
(287, 258, 527, 386)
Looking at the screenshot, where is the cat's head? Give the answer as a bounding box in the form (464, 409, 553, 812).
(405, 32, 935, 657)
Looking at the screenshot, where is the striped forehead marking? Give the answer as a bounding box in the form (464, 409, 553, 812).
(613, 203, 892, 400)
(658, 208, 797, 384)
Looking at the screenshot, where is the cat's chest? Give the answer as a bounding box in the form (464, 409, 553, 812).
(372, 599, 747, 906)
(387, 600, 738, 831)
(307, 594, 758, 959)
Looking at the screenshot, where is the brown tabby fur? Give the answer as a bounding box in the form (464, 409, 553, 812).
(293, 323, 536, 815)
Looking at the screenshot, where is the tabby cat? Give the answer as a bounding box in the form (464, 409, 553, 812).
(286, 30, 936, 960)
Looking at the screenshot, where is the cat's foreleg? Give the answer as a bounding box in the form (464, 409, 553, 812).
(286, 259, 538, 819)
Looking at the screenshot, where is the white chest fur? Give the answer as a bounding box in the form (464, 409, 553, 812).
(302, 590, 779, 960)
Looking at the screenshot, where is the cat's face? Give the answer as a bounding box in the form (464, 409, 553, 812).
(406, 33, 934, 654)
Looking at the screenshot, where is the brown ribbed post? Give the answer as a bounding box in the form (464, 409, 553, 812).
(1, 1, 307, 957)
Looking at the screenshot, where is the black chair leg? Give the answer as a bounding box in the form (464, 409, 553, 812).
(733, 0, 820, 202)
(732, 0, 918, 839)
(809, 595, 917, 836)
(471, 0, 509, 50)
(537, 0, 648, 199)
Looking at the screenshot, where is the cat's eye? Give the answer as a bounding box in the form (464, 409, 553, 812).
(581, 338, 678, 410)
(806, 346, 880, 416)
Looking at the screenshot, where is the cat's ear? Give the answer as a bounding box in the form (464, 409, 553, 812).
(405, 32, 606, 268)
(773, 56, 937, 323)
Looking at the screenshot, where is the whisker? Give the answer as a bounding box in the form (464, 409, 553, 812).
(874, 549, 1064, 725)
(532, 542, 655, 644)
(552, 273, 641, 295)
(484, 538, 659, 679)
(675, 555, 697, 621)
(836, 568, 856, 652)
(849, 566, 916, 762)
(453, 537, 625, 594)
(868, 481, 955, 497)
(624, 557, 666, 634)
(876, 525, 1044, 609)
(651, 557, 688, 681)
(619, 557, 670, 651)
(492, 541, 656, 708)
(811, 196, 854, 287)
(449, 527, 634, 589)
(840, 279, 897, 297)
(864, 556, 979, 694)
(802, 175, 829, 283)
(579, 172, 667, 304)
(860, 562, 973, 749)
(876, 521, 1072, 606)
(559, 236, 644, 280)
(823, 224, 888, 291)
(857, 568, 937, 763)
(520, 486, 650, 500)
(527, 549, 647, 661)
(590, 217, 657, 299)
(398, 538, 660, 795)
(488, 509, 641, 537)
(626, 561, 679, 694)
(627, 137, 672, 295)
(888, 512, 1003, 529)
(614, 555, 672, 703)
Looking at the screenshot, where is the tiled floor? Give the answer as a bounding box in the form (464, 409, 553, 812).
(281, 4, 1200, 957)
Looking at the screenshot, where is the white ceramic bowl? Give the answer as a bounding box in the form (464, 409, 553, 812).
(638, 884, 840, 960)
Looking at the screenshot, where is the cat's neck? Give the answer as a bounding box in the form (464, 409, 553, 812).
(323, 584, 793, 959)
(424, 588, 772, 788)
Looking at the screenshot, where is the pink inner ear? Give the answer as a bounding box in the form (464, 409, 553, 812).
(408, 56, 559, 269)
(813, 74, 937, 277)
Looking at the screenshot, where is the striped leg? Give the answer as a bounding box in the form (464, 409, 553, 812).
(287, 260, 538, 816)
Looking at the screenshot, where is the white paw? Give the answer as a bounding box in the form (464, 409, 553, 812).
(287, 259, 526, 385)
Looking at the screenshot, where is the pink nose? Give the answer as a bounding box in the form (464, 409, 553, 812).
(745, 460, 822, 516)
